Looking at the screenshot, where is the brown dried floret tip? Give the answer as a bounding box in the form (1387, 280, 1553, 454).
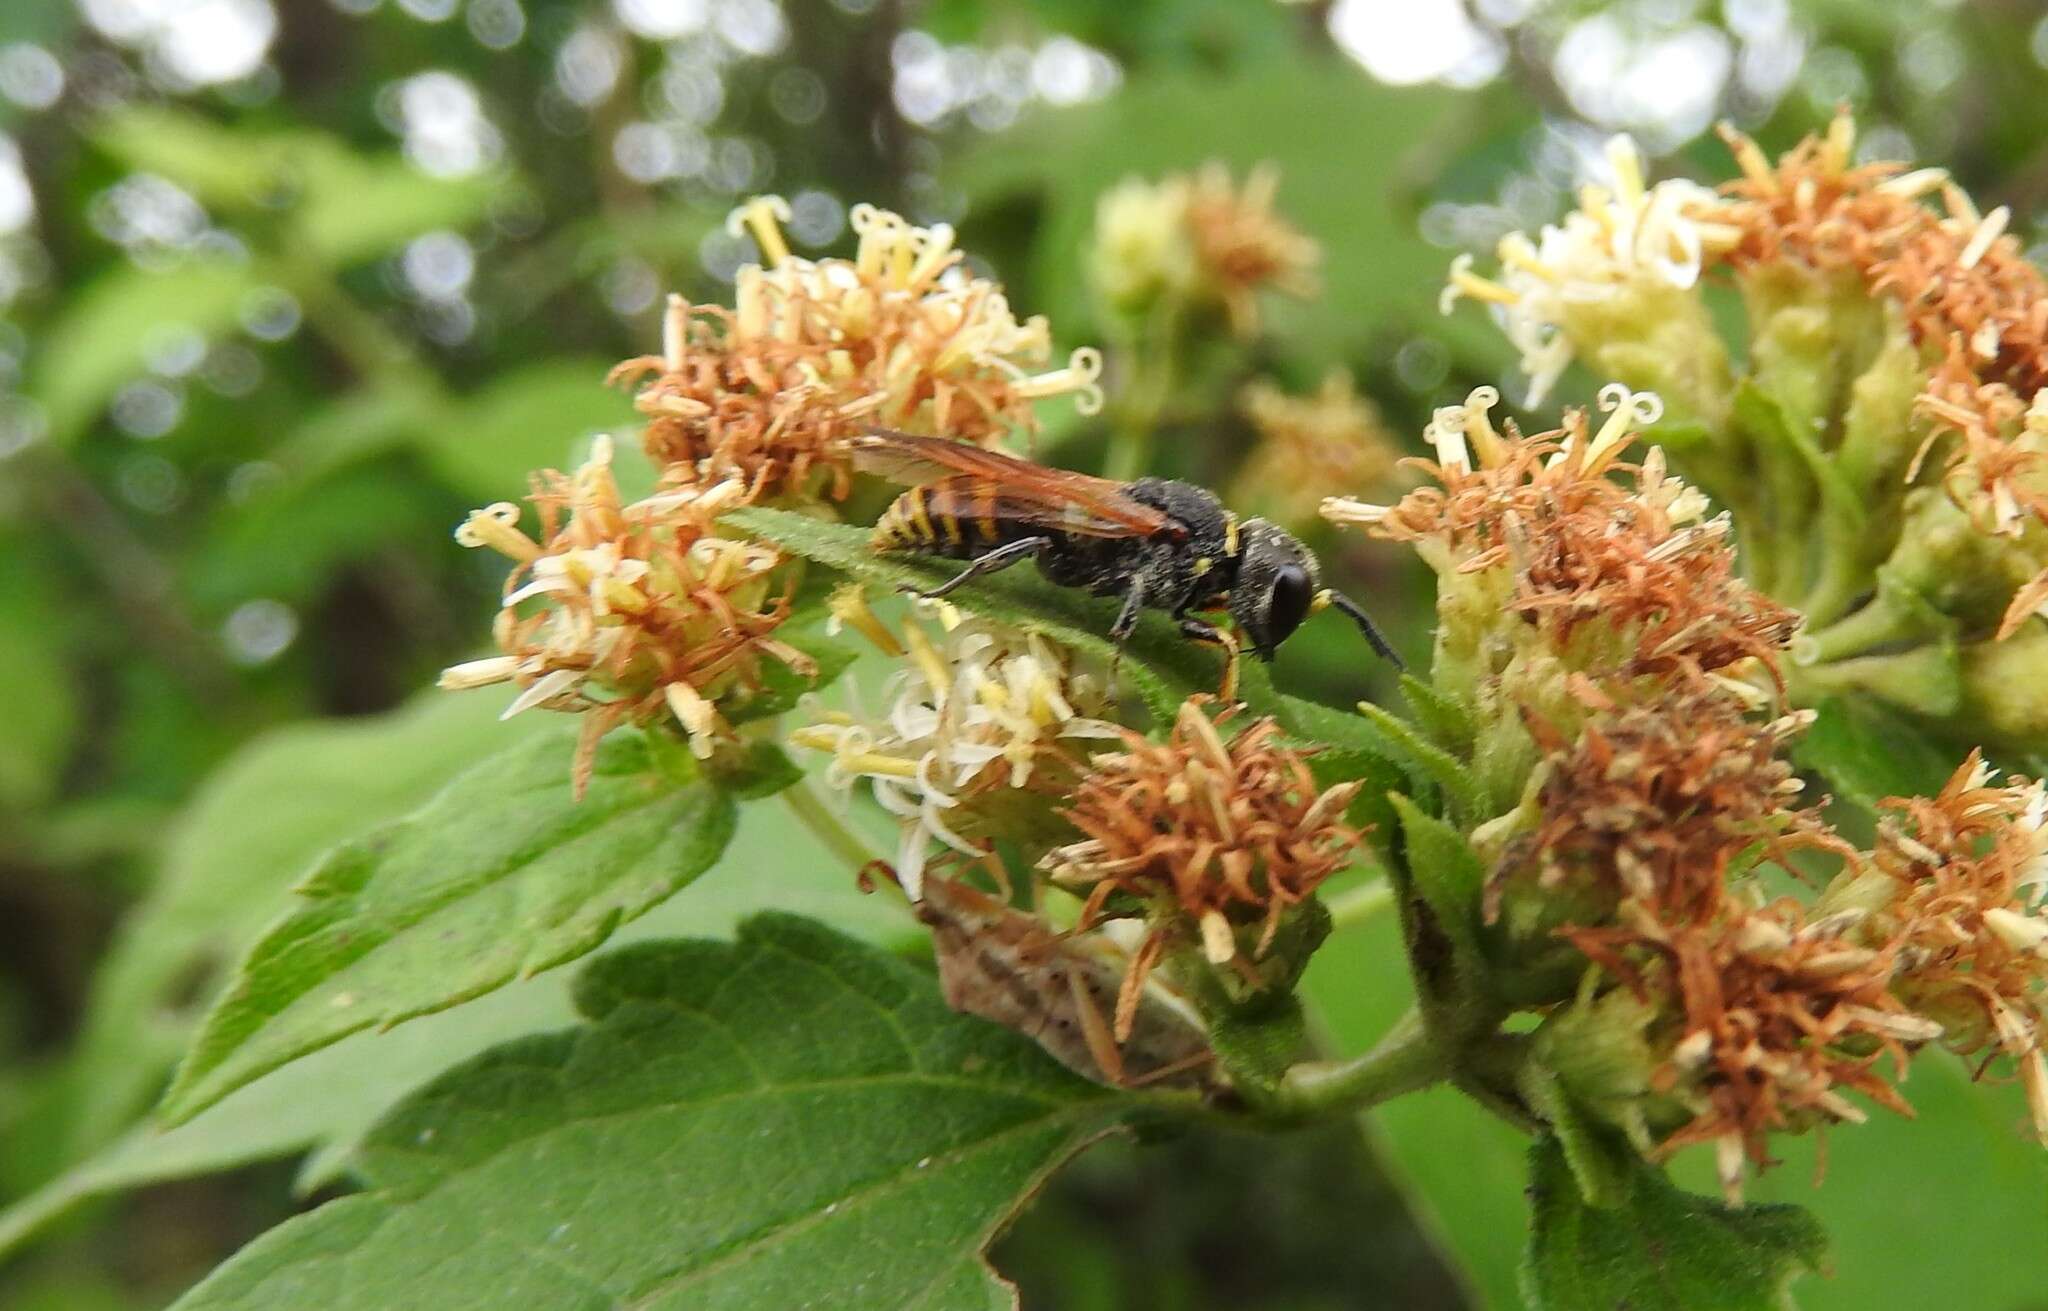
(1043, 699, 1362, 967)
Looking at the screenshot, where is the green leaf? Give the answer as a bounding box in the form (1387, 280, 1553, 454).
(1671, 1049, 2048, 1311)
(706, 740, 804, 799)
(720, 619, 859, 729)
(167, 916, 1128, 1311)
(1400, 673, 1476, 758)
(1794, 697, 1957, 812)
(1358, 701, 1484, 827)
(65, 690, 532, 1159)
(29, 256, 264, 447)
(422, 360, 638, 502)
(158, 726, 739, 1124)
(2, 799, 917, 1260)
(1387, 794, 1489, 1017)
(1514, 1065, 1632, 1210)
(92, 108, 507, 270)
(1522, 1137, 1826, 1311)
(0, 550, 77, 810)
(728, 505, 1236, 724)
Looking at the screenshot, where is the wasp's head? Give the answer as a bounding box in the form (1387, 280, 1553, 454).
(1230, 518, 1319, 661)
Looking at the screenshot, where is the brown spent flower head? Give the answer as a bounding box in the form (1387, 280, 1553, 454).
(1042, 699, 1362, 966)
(1572, 898, 1927, 1202)
(1232, 369, 1399, 528)
(1180, 161, 1320, 337)
(1503, 689, 1835, 928)
(438, 436, 810, 791)
(609, 197, 1103, 502)
(1325, 385, 1796, 690)
(1718, 114, 2048, 636)
(1865, 753, 2048, 1140)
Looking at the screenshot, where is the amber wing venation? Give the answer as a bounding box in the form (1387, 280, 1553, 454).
(852, 429, 1178, 539)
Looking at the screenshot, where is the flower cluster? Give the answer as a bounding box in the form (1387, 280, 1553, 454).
(1231, 369, 1398, 529)
(1326, 386, 1789, 739)
(1439, 116, 2048, 744)
(1043, 699, 1362, 967)
(610, 197, 1103, 502)
(1855, 756, 2048, 1138)
(1324, 384, 2048, 1194)
(1441, 135, 1736, 407)
(439, 436, 808, 790)
(1503, 690, 1831, 930)
(1090, 162, 1319, 336)
(791, 593, 1120, 899)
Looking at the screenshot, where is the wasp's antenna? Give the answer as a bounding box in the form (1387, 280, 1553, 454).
(1325, 590, 1406, 671)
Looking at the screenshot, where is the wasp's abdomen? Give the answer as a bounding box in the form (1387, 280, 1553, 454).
(871, 481, 1017, 556)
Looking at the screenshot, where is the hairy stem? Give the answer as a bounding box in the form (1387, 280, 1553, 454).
(782, 775, 883, 873)
(1263, 1007, 1449, 1119)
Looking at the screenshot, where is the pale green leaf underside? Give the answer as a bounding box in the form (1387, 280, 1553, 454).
(1522, 1137, 1825, 1311)
(170, 916, 1121, 1311)
(160, 727, 736, 1124)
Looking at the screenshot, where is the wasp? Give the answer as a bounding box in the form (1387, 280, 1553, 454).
(854, 430, 1403, 675)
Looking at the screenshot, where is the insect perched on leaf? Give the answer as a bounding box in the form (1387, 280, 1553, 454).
(907, 871, 1222, 1093)
(854, 430, 1404, 686)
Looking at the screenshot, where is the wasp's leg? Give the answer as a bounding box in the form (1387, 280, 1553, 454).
(904, 535, 1052, 599)
(1176, 616, 1242, 703)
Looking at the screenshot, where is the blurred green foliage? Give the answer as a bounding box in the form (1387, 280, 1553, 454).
(7, 0, 2048, 1306)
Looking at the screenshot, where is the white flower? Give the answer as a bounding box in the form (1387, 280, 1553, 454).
(1442, 136, 1737, 405)
(792, 613, 1118, 899)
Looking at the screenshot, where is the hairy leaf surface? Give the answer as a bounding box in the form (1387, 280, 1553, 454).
(169, 916, 1127, 1311)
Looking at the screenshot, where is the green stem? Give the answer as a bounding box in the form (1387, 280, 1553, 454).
(1323, 878, 1394, 931)
(781, 776, 882, 874)
(1103, 300, 1182, 482)
(1263, 1007, 1448, 1119)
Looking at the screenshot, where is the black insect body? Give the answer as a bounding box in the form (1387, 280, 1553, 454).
(855, 430, 1403, 669)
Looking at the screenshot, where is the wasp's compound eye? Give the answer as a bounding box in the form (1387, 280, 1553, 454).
(1267, 563, 1313, 643)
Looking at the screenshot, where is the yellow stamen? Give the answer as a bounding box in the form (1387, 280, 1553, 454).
(828, 582, 903, 656)
(726, 194, 793, 267)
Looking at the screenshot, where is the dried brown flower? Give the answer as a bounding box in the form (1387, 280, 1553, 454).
(1042, 699, 1361, 964)
(1326, 385, 1796, 689)
(1718, 115, 2048, 635)
(609, 198, 1102, 502)
(438, 436, 809, 790)
(1503, 690, 1834, 927)
(1233, 369, 1398, 528)
(1181, 162, 1320, 336)
(1574, 899, 1926, 1201)
(1867, 753, 2048, 1140)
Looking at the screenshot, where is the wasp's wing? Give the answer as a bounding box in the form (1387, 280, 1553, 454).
(853, 429, 1176, 538)
(912, 476, 1162, 540)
